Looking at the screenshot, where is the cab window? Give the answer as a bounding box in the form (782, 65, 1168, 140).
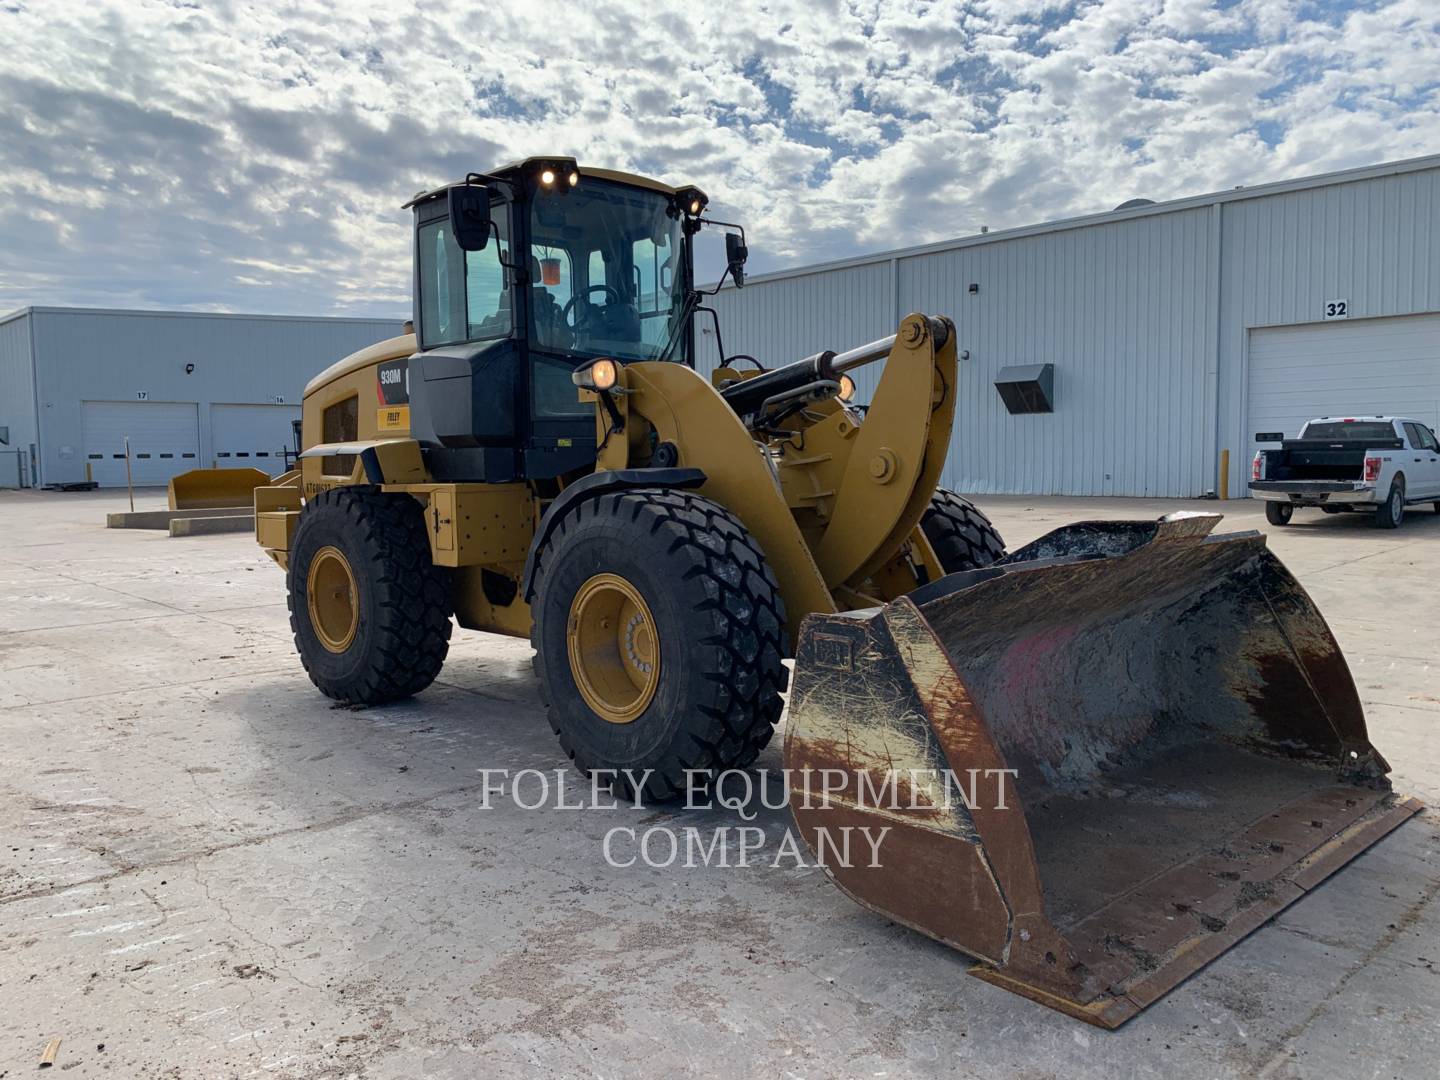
(632, 235, 676, 353)
(417, 220, 465, 346)
(415, 210, 512, 348)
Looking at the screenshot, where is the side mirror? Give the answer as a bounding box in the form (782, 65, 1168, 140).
(448, 185, 492, 252)
(725, 232, 748, 288)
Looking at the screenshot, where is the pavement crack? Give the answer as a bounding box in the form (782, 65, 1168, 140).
(1253, 865, 1440, 1076)
(0, 781, 492, 907)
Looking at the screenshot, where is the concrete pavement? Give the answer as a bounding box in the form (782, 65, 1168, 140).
(1, 488, 1437, 1078)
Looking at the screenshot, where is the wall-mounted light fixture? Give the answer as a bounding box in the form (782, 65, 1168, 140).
(184, 363, 195, 374)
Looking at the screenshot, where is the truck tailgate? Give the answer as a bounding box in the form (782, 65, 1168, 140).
(1250, 479, 1368, 494)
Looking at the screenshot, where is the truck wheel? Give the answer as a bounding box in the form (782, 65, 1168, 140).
(1374, 479, 1405, 529)
(288, 487, 453, 703)
(920, 489, 1006, 572)
(1265, 501, 1293, 526)
(531, 489, 787, 802)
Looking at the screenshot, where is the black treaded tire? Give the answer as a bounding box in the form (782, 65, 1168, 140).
(1374, 478, 1405, 529)
(288, 486, 453, 704)
(1265, 501, 1294, 526)
(920, 488, 1006, 573)
(531, 489, 787, 802)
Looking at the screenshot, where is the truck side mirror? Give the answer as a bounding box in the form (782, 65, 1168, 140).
(726, 232, 748, 289)
(448, 185, 492, 252)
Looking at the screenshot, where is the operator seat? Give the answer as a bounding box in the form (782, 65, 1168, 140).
(529, 255, 570, 349)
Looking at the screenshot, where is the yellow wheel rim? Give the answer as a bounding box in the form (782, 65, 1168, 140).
(566, 573, 660, 724)
(307, 545, 359, 653)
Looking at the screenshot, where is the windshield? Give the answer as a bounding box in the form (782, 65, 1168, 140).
(528, 180, 687, 363)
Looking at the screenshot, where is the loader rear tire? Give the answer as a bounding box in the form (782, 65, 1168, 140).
(920, 489, 1006, 573)
(288, 487, 452, 704)
(531, 489, 787, 803)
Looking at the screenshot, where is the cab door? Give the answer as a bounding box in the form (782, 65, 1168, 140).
(1402, 423, 1440, 499)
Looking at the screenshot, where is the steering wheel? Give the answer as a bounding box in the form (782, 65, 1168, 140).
(562, 284, 622, 329)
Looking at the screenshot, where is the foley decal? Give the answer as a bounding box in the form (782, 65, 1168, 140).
(377, 405, 410, 430)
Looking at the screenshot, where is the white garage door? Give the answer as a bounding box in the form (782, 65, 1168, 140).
(210, 403, 301, 469)
(1247, 313, 1440, 488)
(82, 401, 200, 487)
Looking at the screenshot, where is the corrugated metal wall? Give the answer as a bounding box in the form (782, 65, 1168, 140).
(31, 309, 402, 485)
(0, 311, 37, 487)
(702, 210, 1216, 496)
(702, 160, 1440, 498)
(699, 262, 894, 376)
(1216, 168, 1440, 495)
(898, 210, 1215, 496)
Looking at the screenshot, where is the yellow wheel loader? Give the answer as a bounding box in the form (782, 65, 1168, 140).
(254, 156, 1418, 1026)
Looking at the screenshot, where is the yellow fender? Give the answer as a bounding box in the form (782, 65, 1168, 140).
(620, 361, 837, 641)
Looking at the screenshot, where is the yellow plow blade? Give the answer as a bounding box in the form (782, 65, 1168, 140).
(167, 467, 272, 511)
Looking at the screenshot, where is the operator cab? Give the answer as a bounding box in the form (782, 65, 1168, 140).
(403, 157, 719, 484)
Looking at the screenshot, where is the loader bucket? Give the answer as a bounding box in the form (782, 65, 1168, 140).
(785, 512, 1420, 1028)
(167, 467, 271, 511)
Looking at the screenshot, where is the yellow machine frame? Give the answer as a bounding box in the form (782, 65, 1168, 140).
(255, 312, 957, 645)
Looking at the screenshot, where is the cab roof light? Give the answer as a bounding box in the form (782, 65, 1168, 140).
(535, 158, 580, 194)
(673, 185, 709, 218)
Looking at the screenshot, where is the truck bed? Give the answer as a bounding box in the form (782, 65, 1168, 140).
(1261, 436, 1401, 482)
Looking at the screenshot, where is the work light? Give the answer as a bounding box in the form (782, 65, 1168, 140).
(533, 158, 580, 195)
(673, 186, 708, 217)
(573, 358, 619, 391)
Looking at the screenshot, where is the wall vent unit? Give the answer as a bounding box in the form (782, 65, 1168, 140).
(994, 363, 1054, 414)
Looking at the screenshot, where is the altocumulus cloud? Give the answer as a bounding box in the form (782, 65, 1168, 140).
(1, 0, 1436, 315)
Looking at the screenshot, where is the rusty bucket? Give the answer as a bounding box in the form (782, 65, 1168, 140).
(785, 512, 1420, 1027)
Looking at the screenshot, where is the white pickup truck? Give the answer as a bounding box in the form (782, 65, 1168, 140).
(1251, 416, 1440, 528)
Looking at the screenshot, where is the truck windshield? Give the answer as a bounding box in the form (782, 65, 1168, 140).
(1302, 421, 1397, 441)
(527, 180, 686, 364)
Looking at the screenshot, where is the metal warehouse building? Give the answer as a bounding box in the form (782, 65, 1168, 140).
(0, 308, 402, 489)
(699, 155, 1440, 498)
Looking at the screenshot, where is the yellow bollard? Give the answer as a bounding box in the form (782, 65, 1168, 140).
(1219, 448, 1230, 501)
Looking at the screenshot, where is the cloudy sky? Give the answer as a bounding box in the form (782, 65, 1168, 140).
(1, 0, 1436, 318)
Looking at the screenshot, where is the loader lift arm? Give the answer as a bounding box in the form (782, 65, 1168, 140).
(578, 311, 961, 637)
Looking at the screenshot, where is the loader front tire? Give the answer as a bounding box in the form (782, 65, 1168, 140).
(531, 489, 787, 802)
(921, 489, 1006, 573)
(288, 487, 452, 704)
